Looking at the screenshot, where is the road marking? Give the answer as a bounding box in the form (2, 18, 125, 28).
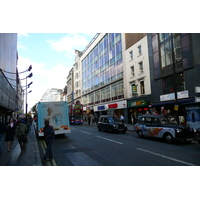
(96, 136, 123, 144)
(65, 152, 101, 166)
(136, 148, 197, 166)
(81, 131, 92, 135)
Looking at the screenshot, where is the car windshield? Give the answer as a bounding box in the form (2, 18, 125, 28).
(161, 116, 178, 125)
(108, 117, 121, 123)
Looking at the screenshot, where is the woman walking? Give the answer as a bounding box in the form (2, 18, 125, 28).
(5, 117, 16, 152)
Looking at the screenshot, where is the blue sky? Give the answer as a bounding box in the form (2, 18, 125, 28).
(17, 33, 96, 111)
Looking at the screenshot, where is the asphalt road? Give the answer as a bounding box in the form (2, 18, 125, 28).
(38, 124, 200, 166)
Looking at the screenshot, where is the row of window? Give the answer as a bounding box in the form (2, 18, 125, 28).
(130, 61, 144, 76)
(129, 45, 142, 60)
(82, 33, 123, 94)
(82, 81, 124, 105)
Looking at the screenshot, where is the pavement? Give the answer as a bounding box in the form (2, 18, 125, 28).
(0, 122, 42, 166)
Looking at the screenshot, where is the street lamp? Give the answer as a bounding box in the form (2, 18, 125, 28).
(26, 72, 33, 124)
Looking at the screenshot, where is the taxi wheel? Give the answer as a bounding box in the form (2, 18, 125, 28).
(164, 133, 174, 143)
(138, 131, 144, 138)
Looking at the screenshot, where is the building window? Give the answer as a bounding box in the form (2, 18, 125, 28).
(132, 83, 137, 96)
(162, 73, 184, 94)
(138, 45, 142, 55)
(130, 51, 133, 60)
(130, 66, 135, 76)
(139, 62, 143, 73)
(140, 81, 145, 94)
(75, 81, 78, 88)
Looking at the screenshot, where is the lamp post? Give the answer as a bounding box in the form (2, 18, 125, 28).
(25, 72, 33, 124)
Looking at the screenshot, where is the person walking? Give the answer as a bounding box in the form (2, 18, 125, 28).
(15, 119, 28, 151)
(5, 117, 16, 152)
(0, 119, 6, 157)
(43, 120, 55, 162)
(120, 114, 125, 123)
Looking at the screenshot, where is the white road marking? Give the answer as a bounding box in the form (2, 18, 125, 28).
(65, 152, 101, 166)
(96, 136, 123, 144)
(136, 148, 197, 166)
(81, 131, 92, 135)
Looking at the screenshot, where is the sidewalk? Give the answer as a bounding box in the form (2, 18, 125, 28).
(0, 123, 42, 166)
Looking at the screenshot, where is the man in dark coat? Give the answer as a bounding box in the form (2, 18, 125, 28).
(42, 120, 55, 162)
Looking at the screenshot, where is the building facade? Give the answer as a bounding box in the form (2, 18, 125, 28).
(67, 68, 74, 105)
(80, 33, 125, 119)
(124, 35, 151, 123)
(73, 50, 83, 103)
(66, 33, 150, 122)
(147, 33, 200, 126)
(40, 88, 63, 102)
(0, 33, 18, 122)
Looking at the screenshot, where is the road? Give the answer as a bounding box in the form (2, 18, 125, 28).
(38, 124, 200, 166)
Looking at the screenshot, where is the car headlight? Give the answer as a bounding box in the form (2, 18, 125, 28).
(193, 128, 196, 133)
(176, 129, 182, 133)
(113, 125, 116, 128)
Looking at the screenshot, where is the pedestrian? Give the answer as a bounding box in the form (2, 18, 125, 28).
(0, 119, 6, 157)
(15, 119, 28, 151)
(43, 120, 55, 162)
(120, 114, 125, 123)
(5, 117, 16, 152)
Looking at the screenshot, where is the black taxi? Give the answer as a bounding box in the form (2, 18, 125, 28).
(97, 115, 127, 133)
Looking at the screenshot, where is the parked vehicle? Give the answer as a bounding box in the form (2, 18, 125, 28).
(97, 115, 127, 133)
(134, 115, 196, 143)
(37, 101, 70, 137)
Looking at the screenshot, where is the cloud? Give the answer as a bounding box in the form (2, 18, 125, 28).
(17, 56, 69, 110)
(47, 33, 89, 54)
(17, 44, 27, 50)
(18, 33, 29, 37)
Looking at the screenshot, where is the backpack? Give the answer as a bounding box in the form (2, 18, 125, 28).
(15, 123, 28, 137)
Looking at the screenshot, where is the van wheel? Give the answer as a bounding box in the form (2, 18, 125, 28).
(138, 131, 144, 138)
(164, 133, 174, 143)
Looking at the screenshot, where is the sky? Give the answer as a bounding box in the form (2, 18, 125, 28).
(17, 33, 96, 111)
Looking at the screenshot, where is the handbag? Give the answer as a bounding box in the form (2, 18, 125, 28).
(21, 134, 27, 142)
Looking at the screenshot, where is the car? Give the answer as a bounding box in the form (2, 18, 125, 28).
(97, 115, 127, 133)
(133, 115, 196, 143)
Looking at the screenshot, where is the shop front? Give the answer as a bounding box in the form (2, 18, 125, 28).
(127, 95, 150, 124)
(151, 91, 195, 124)
(94, 100, 127, 121)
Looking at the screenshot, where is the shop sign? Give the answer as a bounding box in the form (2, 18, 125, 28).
(160, 90, 189, 101)
(108, 103, 118, 109)
(98, 105, 105, 110)
(128, 98, 147, 107)
(195, 87, 200, 93)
